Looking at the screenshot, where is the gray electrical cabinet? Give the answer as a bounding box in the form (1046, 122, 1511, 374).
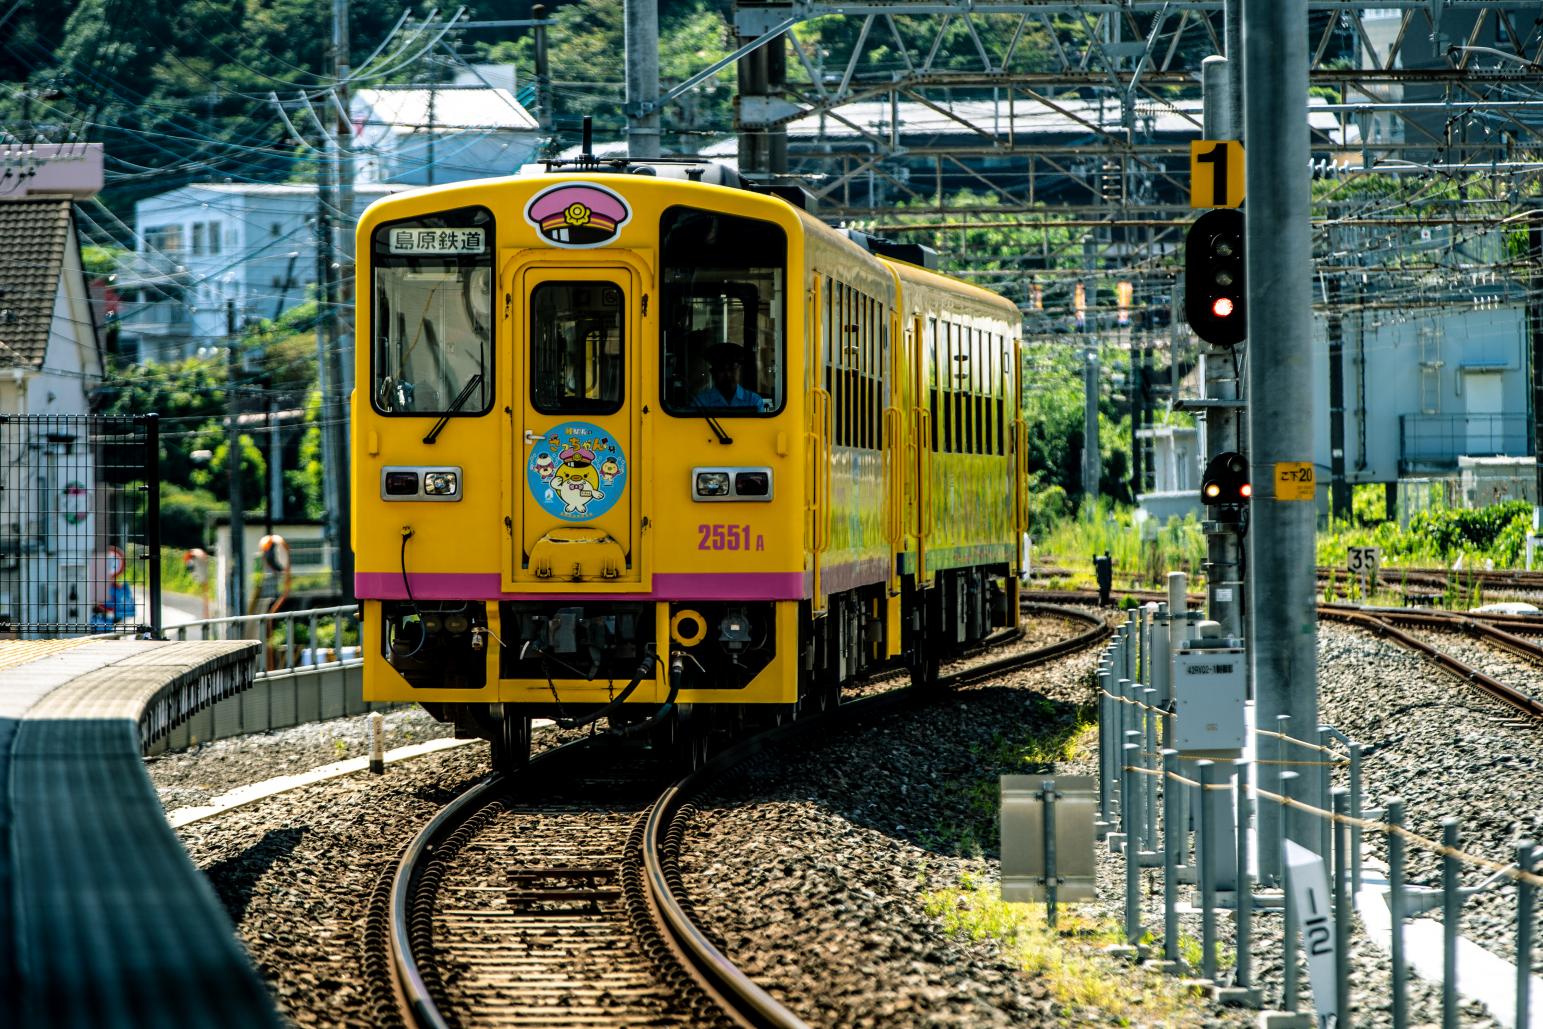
(1173, 644, 1246, 751)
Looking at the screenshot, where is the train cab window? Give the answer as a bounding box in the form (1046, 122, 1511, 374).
(530, 282, 625, 414)
(370, 206, 494, 416)
(661, 207, 786, 416)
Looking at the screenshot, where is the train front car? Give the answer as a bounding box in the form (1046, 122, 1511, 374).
(354, 174, 806, 766)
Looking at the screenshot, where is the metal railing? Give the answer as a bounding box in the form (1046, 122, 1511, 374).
(1094, 604, 1542, 1028)
(172, 603, 361, 678)
(1400, 413, 1529, 470)
(0, 413, 162, 638)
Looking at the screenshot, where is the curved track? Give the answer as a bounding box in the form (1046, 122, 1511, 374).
(372, 603, 1109, 1029)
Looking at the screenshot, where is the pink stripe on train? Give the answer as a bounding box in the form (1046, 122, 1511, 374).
(355, 570, 806, 602)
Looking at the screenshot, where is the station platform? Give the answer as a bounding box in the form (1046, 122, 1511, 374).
(1, 636, 282, 1028)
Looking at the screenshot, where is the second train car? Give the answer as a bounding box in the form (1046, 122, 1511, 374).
(353, 159, 1029, 767)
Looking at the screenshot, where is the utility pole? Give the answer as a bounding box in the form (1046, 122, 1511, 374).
(1082, 348, 1102, 499)
(226, 299, 246, 619)
(332, 0, 355, 599)
(1244, 0, 1318, 875)
(1200, 56, 1243, 643)
(624, 0, 660, 158)
(533, 5, 551, 130)
(314, 138, 343, 597)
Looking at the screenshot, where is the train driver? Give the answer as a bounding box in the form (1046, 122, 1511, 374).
(693, 340, 762, 410)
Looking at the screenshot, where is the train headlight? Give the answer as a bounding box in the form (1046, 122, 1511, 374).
(423, 471, 459, 496)
(385, 471, 419, 496)
(734, 471, 770, 497)
(443, 612, 470, 634)
(692, 467, 774, 501)
(695, 471, 731, 497)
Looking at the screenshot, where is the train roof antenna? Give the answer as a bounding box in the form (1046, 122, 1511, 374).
(580, 116, 594, 167)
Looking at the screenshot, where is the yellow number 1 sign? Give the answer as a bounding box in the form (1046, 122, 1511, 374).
(1190, 140, 1245, 209)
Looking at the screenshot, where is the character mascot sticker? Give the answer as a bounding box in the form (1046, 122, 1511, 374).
(527, 421, 627, 521)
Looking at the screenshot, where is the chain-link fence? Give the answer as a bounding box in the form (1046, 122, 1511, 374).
(0, 413, 160, 638)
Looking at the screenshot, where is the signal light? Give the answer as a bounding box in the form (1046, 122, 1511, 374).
(1185, 208, 1246, 347)
(1201, 451, 1250, 507)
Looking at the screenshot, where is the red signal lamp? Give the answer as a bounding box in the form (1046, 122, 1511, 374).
(1211, 296, 1235, 318)
(1240, 483, 1253, 498)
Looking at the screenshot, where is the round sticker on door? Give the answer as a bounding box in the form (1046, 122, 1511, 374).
(528, 421, 627, 521)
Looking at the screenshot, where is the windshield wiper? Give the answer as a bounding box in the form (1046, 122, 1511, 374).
(704, 413, 733, 445)
(423, 373, 484, 444)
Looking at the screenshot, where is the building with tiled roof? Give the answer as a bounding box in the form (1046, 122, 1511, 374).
(0, 195, 104, 415)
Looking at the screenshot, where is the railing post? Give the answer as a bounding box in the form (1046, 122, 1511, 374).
(1142, 686, 1158, 851)
(1387, 798, 1408, 1029)
(1318, 724, 1334, 860)
(1442, 817, 1460, 1029)
(1281, 769, 1300, 1012)
(1198, 759, 1217, 982)
(1124, 742, 1142, 945)
(1162, 748, 1182, 966)
(1332, 788, 1351, 1025)
(1235, 757, 1253, 992)
(1349, 742, 1364, 895)
(1517, 840, 1534, 1029)
(144, 413, 163, 639)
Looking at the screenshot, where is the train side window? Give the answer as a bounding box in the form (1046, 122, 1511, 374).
(661, 206, 786, 416)
(927, 317, 939, 451)
(370, 206, 494, 416)
(529, 282, 625, 414)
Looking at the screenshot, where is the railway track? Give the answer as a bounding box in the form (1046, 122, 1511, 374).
(368, 603, 1109, 1029)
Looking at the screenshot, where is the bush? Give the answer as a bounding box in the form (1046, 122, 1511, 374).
(159, 487, 223, 548)
(1406, 500, 1532, 557)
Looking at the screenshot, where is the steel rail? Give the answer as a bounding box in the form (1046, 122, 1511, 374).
(639, 603, 1109, 1028)
(1320, 608, 1543, 720)
(384, 603, 1107, 1028)
(384, 737, 597, 1029)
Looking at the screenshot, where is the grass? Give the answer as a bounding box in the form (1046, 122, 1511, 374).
(924, 875, 1217, 1024)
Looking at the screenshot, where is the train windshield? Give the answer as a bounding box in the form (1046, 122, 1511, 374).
(370, 206, 494, 416)
(660, 207, 786, 417)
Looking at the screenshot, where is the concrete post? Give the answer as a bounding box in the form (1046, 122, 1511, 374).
(624, 0, 661, 158)
(1243, 0, 1319, 876)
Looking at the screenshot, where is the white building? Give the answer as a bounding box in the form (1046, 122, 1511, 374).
(120, 183, 404, 363)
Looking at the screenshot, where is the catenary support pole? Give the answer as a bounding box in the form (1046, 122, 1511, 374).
(1243, 0, 1318, 878)
(624, 0, 661, 158)
(331, 0, 355, 601)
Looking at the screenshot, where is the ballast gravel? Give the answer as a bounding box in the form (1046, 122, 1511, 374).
(1317, 621, 1543, 982)
(159, 605, 1543, 1028)
(678, 614, 1256, 1027)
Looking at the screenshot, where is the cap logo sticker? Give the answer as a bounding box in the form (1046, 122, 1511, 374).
(527, 421, 627, 521)
(524, 182, 631, 248)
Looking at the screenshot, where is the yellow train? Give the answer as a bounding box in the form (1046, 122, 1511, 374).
(353, 161, 1028, 766)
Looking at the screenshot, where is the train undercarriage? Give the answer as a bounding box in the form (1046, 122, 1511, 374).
(401, 565, 1018, 771)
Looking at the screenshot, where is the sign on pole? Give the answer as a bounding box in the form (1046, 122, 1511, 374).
(1285, 840, 1339, 1026)
(1346, 546, 1379, 577)
(1189, 140, 1246, 209)
(1274, 462, 1316, 501)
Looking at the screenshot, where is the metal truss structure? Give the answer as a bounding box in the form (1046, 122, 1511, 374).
(700, 2, 1543, 496)
(713, 1, 1543, 322)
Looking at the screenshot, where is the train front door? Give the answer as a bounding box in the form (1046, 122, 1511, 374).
(510, 260, 645, 585)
